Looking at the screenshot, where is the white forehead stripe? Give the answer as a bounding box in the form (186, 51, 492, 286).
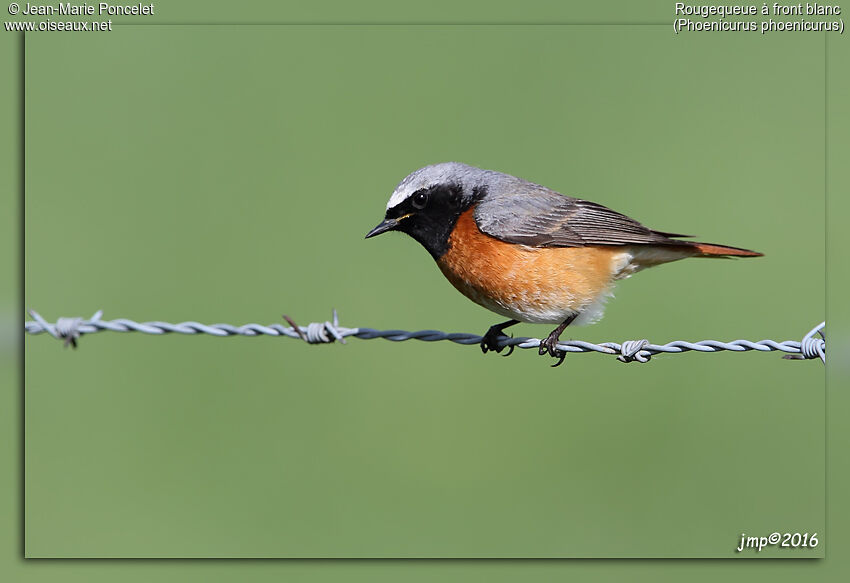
(385, 162, 482, 210)
(386, 187, 413, 210)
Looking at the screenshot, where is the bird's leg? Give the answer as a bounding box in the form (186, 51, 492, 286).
(538, 314, 578, 367)
(480, 319, 519, 356)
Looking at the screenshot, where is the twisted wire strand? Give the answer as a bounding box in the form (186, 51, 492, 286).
(24, 310, 826, 364)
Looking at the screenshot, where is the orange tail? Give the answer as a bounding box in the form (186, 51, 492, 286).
(688, 242, 763, 258)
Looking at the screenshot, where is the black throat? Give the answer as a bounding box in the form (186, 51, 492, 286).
(389, 184, 486, 260)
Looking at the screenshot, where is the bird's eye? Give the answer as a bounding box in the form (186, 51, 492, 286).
(411, 191, 429, 209)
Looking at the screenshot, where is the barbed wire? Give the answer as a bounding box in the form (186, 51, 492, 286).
(24, 309, 826, 365)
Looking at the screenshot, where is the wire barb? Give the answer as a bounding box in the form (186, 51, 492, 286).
(618, 339, 651, 364)
(24, 310, 825, 365)
(782, 321, 826, 364)
(282, 310, 347, 345)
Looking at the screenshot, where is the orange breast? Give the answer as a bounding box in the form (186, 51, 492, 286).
(436, 207, 626, 324)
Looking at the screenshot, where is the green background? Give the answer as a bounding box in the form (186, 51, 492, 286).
(4, 0, 847, 578)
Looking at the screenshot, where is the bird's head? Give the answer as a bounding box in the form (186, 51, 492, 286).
(365, 162, 492, 258)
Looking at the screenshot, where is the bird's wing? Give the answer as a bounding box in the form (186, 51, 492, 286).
(473, 187, 689, 248)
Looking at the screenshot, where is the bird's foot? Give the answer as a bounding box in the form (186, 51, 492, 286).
(480, 326, 515, 356)
(538, 334, 567, 368)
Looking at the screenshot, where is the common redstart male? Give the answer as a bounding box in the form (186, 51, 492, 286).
(366, 162, 762, 365)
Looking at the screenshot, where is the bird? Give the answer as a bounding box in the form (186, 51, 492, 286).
(365, 162, 762, 366)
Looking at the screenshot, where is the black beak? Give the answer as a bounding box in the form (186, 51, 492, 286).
(365, 217, 401, 239)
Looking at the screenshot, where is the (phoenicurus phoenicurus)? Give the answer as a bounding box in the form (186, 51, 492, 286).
(366, 162, 762, 366)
